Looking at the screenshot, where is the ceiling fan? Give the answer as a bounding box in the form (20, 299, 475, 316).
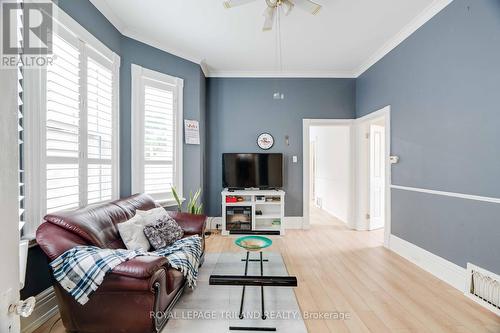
(223, 0, 322, 31)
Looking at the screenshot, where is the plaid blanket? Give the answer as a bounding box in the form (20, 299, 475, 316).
(50, 235, 202, 305)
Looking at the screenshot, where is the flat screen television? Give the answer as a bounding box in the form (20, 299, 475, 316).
(223, 153, 283, 189)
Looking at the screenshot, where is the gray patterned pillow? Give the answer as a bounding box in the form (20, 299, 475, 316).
(143, 215, 184, 250)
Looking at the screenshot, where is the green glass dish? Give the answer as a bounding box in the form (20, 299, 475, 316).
(235, 236, 273, 252)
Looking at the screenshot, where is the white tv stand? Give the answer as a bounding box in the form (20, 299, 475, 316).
(221, 189, 285, 236)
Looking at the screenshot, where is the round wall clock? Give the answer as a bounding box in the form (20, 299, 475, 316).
(257, 133, 274, 150)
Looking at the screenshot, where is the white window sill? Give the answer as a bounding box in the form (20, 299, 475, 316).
(155, 198, 185, 208)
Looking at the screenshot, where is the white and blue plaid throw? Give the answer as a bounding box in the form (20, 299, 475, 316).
(50, 235, 202, 305)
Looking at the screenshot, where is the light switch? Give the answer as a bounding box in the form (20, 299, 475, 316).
(390, 156, 400, 164)
(292, 156, 298, 163)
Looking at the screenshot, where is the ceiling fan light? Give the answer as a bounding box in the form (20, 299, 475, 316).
(282, 0, 294, 15)
(223, 0, 258, 9)
(262, 7, 275, 31)
(291, 0, 322, 15)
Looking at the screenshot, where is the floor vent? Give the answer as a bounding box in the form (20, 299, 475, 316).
(465, 263, 500, 316)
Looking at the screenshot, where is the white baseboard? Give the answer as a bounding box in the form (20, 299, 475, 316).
(283, 216, 304, 229)
(206, 216, 222, 231)
(21, 287, 58, 333)
(389, 235, 466, 292)
(208, 216, 305, 230)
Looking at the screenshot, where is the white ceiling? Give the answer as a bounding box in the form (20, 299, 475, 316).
(89, 0, 452, 77)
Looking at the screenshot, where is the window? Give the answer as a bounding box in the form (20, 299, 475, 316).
(131, 64, 183, 204)
(23, 6, 120, 236)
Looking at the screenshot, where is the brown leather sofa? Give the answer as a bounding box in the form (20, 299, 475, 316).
(36, 193, 206, 333)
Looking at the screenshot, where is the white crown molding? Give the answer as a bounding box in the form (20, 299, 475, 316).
(206, 70, 357, 78)
(354, 0, 453, 77)
(88, 0, 127, 32)
(89, 0, 452, 78)
(199, 60, 210, 78)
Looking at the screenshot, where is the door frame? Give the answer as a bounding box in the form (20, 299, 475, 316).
(0, 63, 21, 330)
(302, 119, 355, 230)
(355, 106, 391, 248)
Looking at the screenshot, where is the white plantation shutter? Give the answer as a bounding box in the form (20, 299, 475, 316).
(23, 10, 120, 236)
(144, 84, 175, 195)
(45, 33, 80, 212)
(132, 65, 183, 202)
(87, 52, 115, 204)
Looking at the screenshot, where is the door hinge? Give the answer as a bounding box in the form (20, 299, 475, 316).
(366, 213, 370, 219)
(365, 133, 370, 139)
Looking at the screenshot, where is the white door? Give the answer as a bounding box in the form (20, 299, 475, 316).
(309, 141, 316, 202)
(369, 124, 385, 230)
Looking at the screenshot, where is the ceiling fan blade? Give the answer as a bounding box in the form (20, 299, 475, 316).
(262, 6, 275, 31)
(223, 0, 257, 9)
(290, 0, 321, 15)
(282, 0, 294, 15)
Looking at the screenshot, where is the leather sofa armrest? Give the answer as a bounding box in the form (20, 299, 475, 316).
(168, 212, 206, 236)
(36, 221, 89, 261)
(111, 256, 168, 279)
(98, 265, 167, 293)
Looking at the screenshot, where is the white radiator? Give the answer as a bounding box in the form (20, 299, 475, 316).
(465, 263, 500, 316)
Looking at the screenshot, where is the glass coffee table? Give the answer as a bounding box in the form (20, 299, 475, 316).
(209, 236, 298, 332)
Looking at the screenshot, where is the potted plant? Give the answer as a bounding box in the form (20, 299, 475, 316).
(172, 186, 203, 215)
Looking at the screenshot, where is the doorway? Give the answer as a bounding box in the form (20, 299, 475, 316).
(369, 120, 386, 230)
(354, 106, 391, 247)
(303, 119, 354, 228)
(302, 107, 391, 247)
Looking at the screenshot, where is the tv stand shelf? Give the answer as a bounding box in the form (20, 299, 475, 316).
(221, 189, 285, 236)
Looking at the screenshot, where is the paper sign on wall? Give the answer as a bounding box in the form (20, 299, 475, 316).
(184, 119, 200, 145)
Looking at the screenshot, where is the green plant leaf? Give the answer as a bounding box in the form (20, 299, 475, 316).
(171, 185, 182, 212)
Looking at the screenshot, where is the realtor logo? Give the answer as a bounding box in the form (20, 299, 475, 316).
(1, 1, 53, 68)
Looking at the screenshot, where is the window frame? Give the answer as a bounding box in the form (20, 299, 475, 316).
(23, 4, 120, 238)
(131, 64, 183, 205)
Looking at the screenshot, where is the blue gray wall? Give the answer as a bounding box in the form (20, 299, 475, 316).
(356, 0, 500, 273)
(119, 37, 206, 199)
(206, 78, 355, 216)
(55, 0, 207, 202)
(23, 0, 207, 298)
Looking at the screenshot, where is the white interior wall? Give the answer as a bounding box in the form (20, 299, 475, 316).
(0, 66, 21, 331)
(310, 125, 351, 223)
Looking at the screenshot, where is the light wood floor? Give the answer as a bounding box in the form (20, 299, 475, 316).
(35, 214, 500, 333)
(309, 203, 346, 225)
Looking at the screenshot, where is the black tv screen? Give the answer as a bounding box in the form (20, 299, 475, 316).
(223, 153, 283, 189)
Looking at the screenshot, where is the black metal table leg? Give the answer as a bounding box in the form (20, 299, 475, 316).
(260, 251, 266, 320)
(239, 251, 250, 319)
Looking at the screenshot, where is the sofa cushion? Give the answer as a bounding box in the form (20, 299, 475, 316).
(44, 203, 128, 249)
(44, 193, 157, 249)
(112, 193, 157, 219)
(142, 214, 184, 250)
(117, 214, 151, 251)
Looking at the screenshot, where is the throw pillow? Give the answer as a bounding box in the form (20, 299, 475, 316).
(143, 214, 184, 250)
(136, 207, 170, 221)
(117, 214, 151, 251)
